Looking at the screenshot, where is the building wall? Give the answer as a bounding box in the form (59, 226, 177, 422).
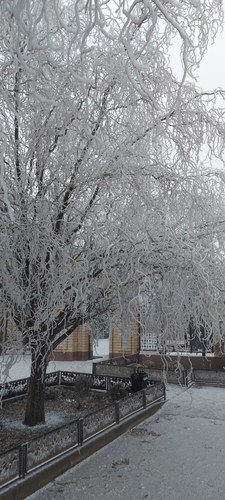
(109, 314, 140, 359)
(53, 324, 93, 361)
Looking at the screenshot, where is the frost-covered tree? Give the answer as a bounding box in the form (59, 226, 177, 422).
(137, 168, 225, 351)
(0, 0, 225, 425)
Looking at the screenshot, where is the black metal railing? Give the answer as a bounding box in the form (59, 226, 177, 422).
(0, 371, 159, 402)
(0, 380, 165, 490)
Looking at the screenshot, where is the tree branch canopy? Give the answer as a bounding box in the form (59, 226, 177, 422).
(0, 0, 225, 425)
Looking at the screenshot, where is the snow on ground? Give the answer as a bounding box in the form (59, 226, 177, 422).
(0, 339, 109, 383)
(26, 385, 225, 500)
(0, 411, 71, 432)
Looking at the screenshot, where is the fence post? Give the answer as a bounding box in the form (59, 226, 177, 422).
(142, 389, 146, 408)
(163, 382, 166, 400)
(77, 418, 83, 446)
(115, 401, 120, 424)
(19, 443, 27, 479)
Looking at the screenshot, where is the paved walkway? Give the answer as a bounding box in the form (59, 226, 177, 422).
(26, 384, 225, 500)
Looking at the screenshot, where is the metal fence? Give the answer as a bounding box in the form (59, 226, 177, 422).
(0, 370, 156, 402)
(0, 367, 193, 404)
(0, 380, 165, 490)
(192, 369, 225, 385)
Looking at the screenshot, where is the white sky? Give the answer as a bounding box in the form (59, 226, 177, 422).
(195, 27, 225, 90)
(169, 16, 225, 170)
(195, 22, 225, 169)
(168, 7, 225, 91)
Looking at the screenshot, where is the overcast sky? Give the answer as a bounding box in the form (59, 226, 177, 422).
(169, 13, 225, 92)
(168, 17, 225, 170)
(196, 26, 225, 90)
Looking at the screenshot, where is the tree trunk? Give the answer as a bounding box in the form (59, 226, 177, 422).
(24, 346, 48, 426)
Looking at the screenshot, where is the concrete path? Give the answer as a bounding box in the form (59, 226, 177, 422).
(26, 384, 225, 500)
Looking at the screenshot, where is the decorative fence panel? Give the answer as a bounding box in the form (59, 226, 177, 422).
(82, 403, 116, 442)
(108, 376, 132, 392)
(45, 372, 59, 386)
(26, 420, 78, 473)
(193, 370, 225, 385)
(119, 391, 143, 420)
(0, 378, 29, 401)
(146, 370, 162, 381)
(60, 371, 82, 386)
(166, 371, 185, 384)
(59, 371, 107, 390)
(147, 369, 188, 385)
(91, 375, 107, 391)
(145, 383, 165, 405)
(0, 446, 19, 487)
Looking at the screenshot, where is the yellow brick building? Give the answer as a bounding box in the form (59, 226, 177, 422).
(53, 312, 140, 360)
(52, 324, 93, 361)
(108, 313, 140, 358)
